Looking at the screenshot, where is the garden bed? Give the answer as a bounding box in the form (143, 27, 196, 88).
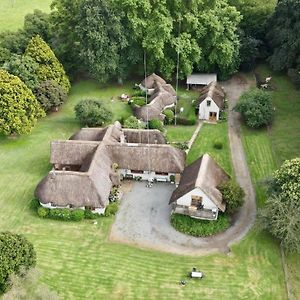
(170, 213, 230, 237)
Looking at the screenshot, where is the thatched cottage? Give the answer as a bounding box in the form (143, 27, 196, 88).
(134, 73, 176, 122)
(196, 81, 225, 122)
(169, 154, 230, 220)
(35, 122, 185, 214)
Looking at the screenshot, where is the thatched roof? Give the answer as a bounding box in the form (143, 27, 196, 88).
(70, 128, 107, 141)
(35, 121, 184, 209)
(108, 144, 185, 174)
(169, 154, 230, 211)
(50, 140, 98, 166)
(123, 129, 166, 144)
(197, 81, 225, 109)
(141, 73, 166, 89)
(134, 81, 176, 122)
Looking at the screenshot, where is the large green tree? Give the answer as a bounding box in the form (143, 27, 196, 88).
(0, 70, 45, 135)
(75, 0, 128, 82)
(0, 232, 36, 293)
(260, 158, 300, 252)
(25, 35, 71, 92)
(266, 0, 300, 86)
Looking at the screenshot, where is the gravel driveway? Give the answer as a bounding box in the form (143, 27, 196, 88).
(110, 74, 256, 256)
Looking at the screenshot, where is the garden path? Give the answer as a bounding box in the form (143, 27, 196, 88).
(110, 74, 256, 255)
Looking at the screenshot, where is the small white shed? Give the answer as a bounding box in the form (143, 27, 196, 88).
(186, 73, 217, 89)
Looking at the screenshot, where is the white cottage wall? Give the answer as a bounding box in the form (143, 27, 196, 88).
(176, 187, 218, 210)
(198, 97, 220, 120)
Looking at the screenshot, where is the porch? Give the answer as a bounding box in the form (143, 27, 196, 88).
(174, 205, 218, 221)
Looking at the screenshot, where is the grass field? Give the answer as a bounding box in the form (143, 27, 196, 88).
(187, 122, 232, 175)
(0, 79, 288, 299)
(0, 0, 52, 32)
(241, 67, 300, 299)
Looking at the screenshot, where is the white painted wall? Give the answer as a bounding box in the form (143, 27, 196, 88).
(198, 97, 220, 121)
(176, 187, 218, 210)
(40, 202, 105, 215)
(119, 169, 175, 182)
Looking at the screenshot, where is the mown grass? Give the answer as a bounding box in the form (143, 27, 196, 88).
(187, 122, 232, 175)
(0, 0, 52, 32)
(241, 66, 300, 299)
(0, 80, 287, 299)
(166, 125, 196, 143)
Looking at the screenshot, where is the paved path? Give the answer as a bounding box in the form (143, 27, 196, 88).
(110, 74, 256, 255)
(186, 121, 203, 153)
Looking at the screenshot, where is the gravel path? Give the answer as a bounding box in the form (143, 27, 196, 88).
(110, 74, 256, 255)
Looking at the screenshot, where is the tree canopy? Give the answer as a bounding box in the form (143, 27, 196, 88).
(0, 232, 36, 293)
(234, 89, 273, 128)
(25, 35, 71, 92)
(0, 70, 45, 135)
(260, 158, 300, 252)
(266, 0, 300, 86)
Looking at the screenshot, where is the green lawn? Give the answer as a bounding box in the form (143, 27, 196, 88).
(241, 67, 300, 299)
(166, 125, 196, 143)
(0, 0, 52, 32)
(0, 80, 288, 299)
(187, 122, 232, 175)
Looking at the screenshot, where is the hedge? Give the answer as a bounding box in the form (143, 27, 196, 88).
(170, 213, 230, 237)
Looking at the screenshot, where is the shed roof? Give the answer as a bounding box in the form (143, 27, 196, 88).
(186, 74, 217, 85)
(169, 154, 230, 212)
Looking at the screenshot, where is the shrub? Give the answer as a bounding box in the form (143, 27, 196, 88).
(74, 99, 112, 127)
(25, 35, 70, 92)
(131, 96, 146, 106)
(37, 207, 49, 218)
(170, 213, 230, 237)
(123, 116, 145, 129)
(163, 109, 174, 124)
(234, 89, 273, 128)
(131, 90, 147, 97)
(174, 142, 189, 151)
(34, 80, 67, 112)
(48, 208, 71, 221)
(213, 141, 223, 150)
(84, 209, 100, 219)
(219, 180, 245, 214)
(176, 116, 196, 125)
(170, 175, 175, 183)
(0, 69, 45, 135)
(104, 202, 119, 217)
(70, 209, 85, 221)
(0, 232, 36, 293)
(148, 119, 164, 132)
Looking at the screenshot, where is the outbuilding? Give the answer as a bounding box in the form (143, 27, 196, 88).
(186, 73, 217, 90)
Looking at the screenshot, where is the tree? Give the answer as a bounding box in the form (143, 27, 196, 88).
(3, 268, 58, 300)
(0, 232, 36, 293)
(0, 70, 45, 135)
(25, 35, 71, 92)
(3, 54, 40, 90)
(123, 116, 145, 129)
(0, 47, 10, 65)
(75, 0, 128, 82)
(219, 180, 245, 214)
(267, 0, 300, 72)
(34, 80, 67, 112)
(234, 89, 273, 128)
(74, 99, 112, 127)
(260, 158, 300, 252)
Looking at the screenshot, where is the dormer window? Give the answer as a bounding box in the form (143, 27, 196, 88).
(207, 100, 211, 107)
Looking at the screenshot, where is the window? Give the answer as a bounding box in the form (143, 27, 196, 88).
(207, 100, 211, 107)
(131, 170, 143, 174)
(191, 195, 202, 207)
(155, 172, 168, 176)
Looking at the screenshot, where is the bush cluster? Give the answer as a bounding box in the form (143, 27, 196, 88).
(163, 109, 174, 124)
(176, 116, 196, 126)
(170, 213, 230, 237)
(123, 116, 145, 129)
(148, 119, 164, 132)
(213, 141, 223, 150)
(74, 99, 112, 127)
(37, 207, 85, 221)
(130, 96, 147, 106)
(131, 90, 147, 97)
(104, 202, 119, 217)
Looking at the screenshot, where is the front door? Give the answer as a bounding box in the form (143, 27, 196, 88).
(209, 112, 217, 121)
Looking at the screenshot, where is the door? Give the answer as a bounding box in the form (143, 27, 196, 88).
(209, 112, 217, 121)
